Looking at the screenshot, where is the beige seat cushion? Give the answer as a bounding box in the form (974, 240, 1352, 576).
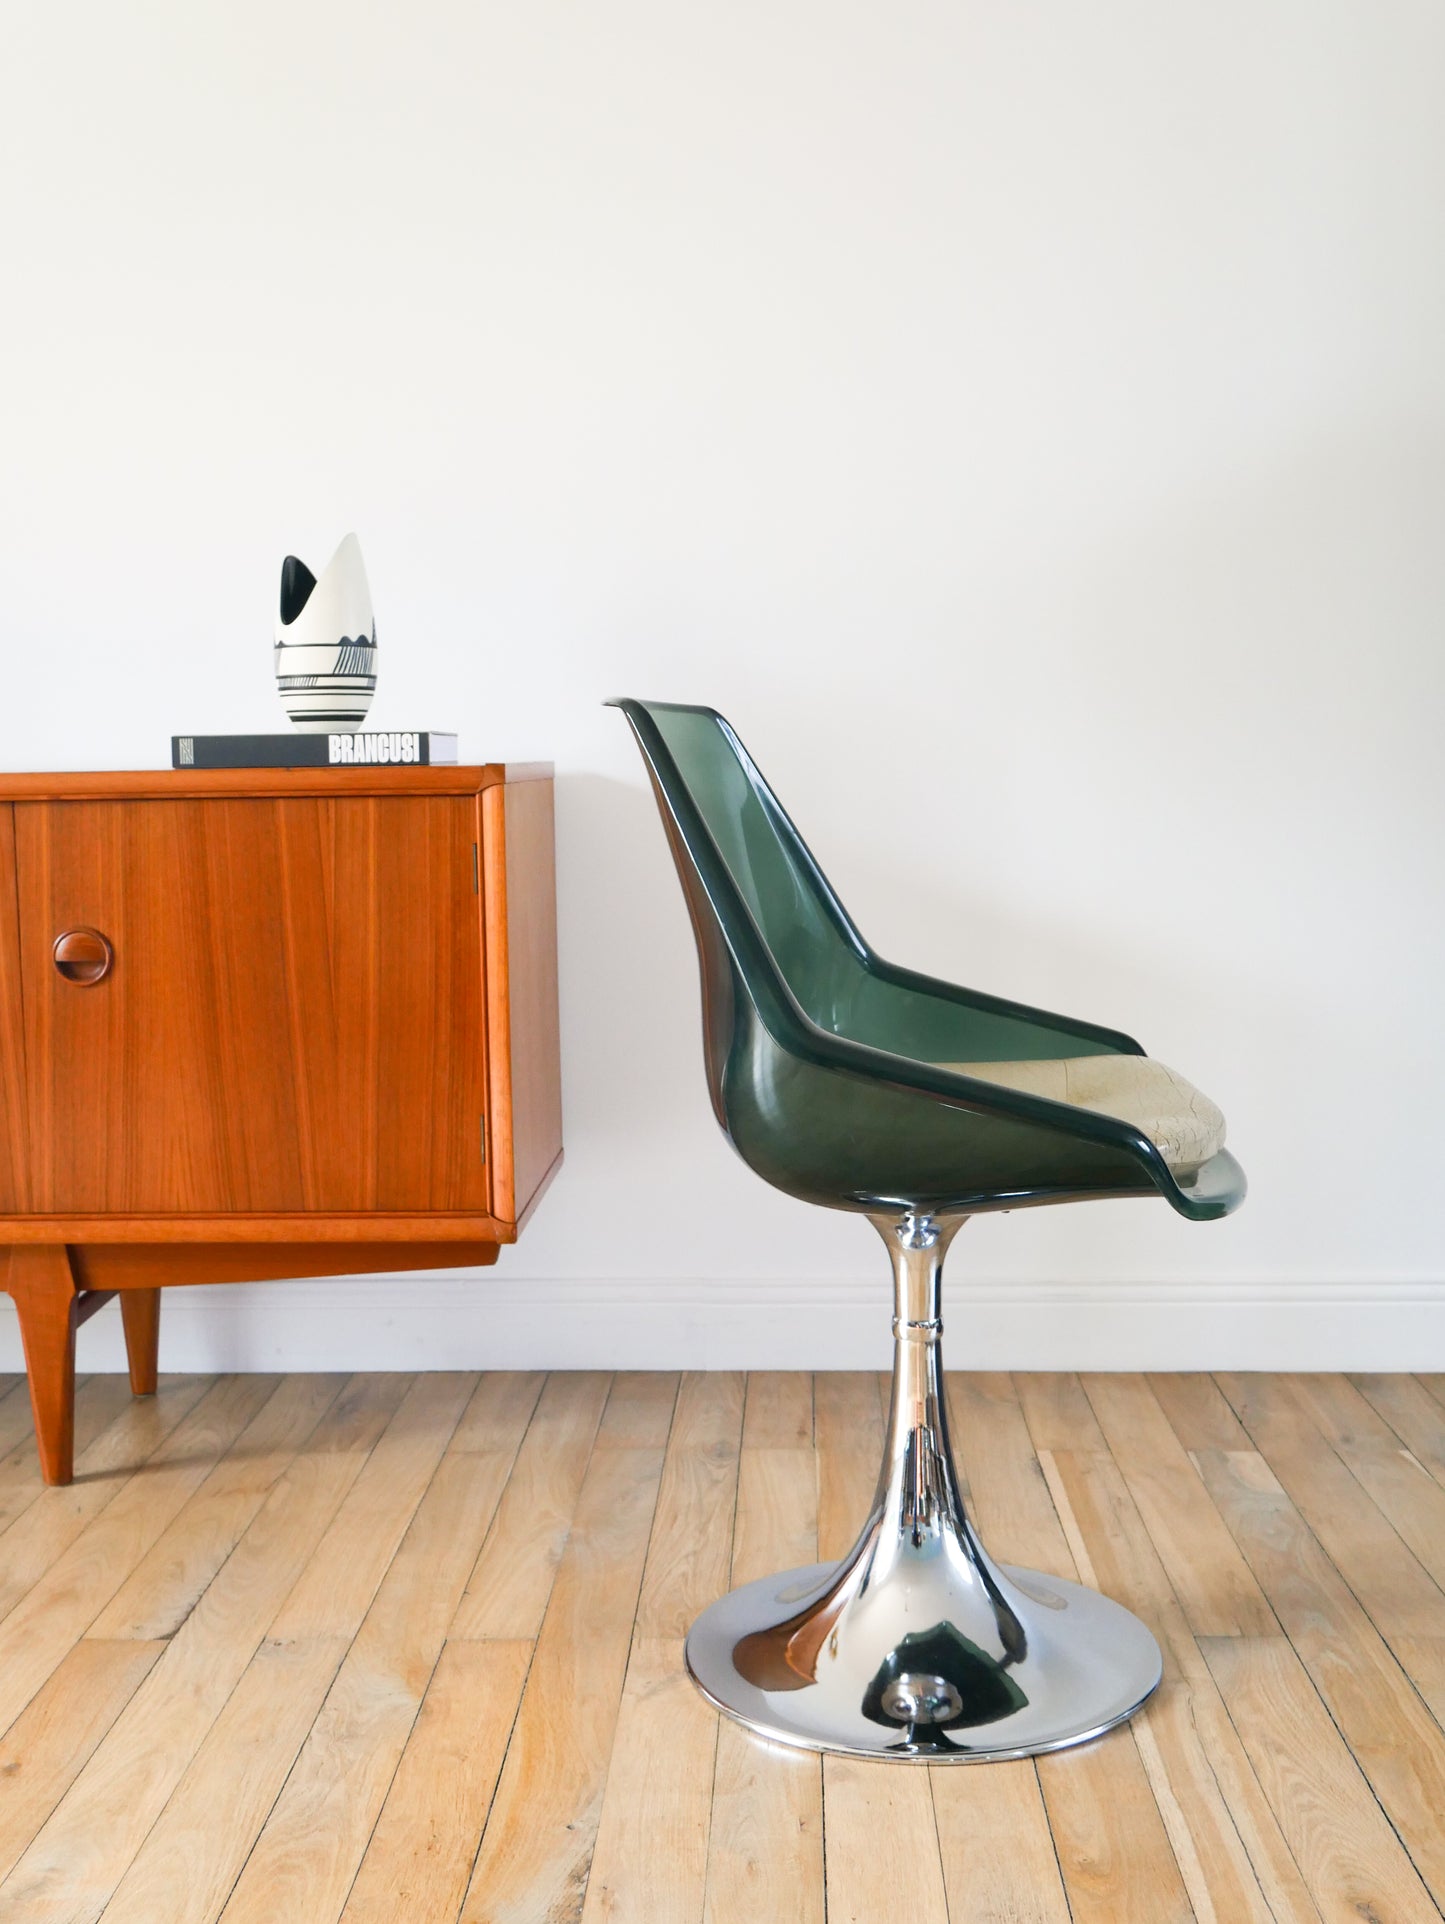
(939, 1056, 1226, 1175)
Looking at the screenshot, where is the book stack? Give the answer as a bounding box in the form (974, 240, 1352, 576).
(172, 732, 458, 770)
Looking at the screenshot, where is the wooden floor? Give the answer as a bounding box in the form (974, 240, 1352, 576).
(0, 1370, 1443, 1922)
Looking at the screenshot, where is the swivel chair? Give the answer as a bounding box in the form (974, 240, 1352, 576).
(610, 698, 1245, 1761)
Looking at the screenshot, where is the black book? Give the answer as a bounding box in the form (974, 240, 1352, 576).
(172, 731, 459, 770)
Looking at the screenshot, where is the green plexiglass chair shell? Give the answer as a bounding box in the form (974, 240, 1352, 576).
(609, 697, 1245, 1225)
(612, 695, 1245, 1763)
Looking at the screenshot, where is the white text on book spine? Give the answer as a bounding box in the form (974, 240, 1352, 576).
(329, 732, 421, 765)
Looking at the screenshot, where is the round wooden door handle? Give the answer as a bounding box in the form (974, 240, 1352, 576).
(53, 928, 113, 985)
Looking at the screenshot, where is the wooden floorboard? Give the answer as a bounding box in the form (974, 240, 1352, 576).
(0, 1371, 1438, 1922)
(704, 1372, 822, 1924)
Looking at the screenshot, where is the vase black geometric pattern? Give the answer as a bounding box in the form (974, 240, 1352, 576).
(273, 533, 378, 732)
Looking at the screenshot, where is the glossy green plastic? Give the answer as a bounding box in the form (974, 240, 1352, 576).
(610, 699, 1245, 1222)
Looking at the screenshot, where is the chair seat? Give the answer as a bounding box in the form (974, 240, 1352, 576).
(940, 1056, 1226, 1174)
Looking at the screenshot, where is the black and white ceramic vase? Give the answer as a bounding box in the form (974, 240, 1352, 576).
(273, 533, 378, 732)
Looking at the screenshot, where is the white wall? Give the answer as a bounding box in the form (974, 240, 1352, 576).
(2, 0, 1443, 1372)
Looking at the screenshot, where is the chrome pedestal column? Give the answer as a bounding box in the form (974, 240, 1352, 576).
(686, 1211, 1161, 1761)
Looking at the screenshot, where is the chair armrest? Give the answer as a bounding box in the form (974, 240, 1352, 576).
(839, 950, 1146, 1066)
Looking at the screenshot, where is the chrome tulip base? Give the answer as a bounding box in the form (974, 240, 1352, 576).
(685, 1211, 1161, 1762)
(686, 1558, 1161, 1762)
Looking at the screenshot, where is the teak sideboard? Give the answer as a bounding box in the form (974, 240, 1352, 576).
(0, 762, 562, 1483)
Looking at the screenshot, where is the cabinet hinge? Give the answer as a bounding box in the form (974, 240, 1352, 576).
(479, 1115, 487, 1163)
(472, 842, 479, 893)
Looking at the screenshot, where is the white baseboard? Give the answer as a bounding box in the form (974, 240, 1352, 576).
(2, 1276, 1442, 1374)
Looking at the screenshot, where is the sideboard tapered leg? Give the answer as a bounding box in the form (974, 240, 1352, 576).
(6, 1245, 81, 1486)
(119, 1289, 161, 1396)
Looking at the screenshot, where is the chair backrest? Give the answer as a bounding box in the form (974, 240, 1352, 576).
(626, 701, 864, 1030)
(612, 698, 1099, 1058)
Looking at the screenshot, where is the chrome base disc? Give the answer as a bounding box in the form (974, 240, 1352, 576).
(686, 1555, 1162, 1763)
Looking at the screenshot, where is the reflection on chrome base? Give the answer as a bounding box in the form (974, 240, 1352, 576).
(685, 1211, 1162, 1761)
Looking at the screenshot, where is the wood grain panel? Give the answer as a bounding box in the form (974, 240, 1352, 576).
(1014, 1370, 1110, 1453)
(0, 1376, 42, 1461)
(705, 1377, 823, 1924)
(1349, 1371, 1445, 1484)
(0, 1375, 273, 1737)
(339, 1640, 532, 1924)
(823, 1758, 951, 1924)
(449, 1370, 611, 1641)
(931, 1762, 1073, 1924)
(14, 797, 487, 1215)
(0, 1213, 509, 1242)
(0, 806, 29, 1213)
(0, 1638, 165, 1886)
(947, 1370, 1075, 1574)
(1202, 1635, 1441, 1924)
(960, 1375, 1201, 1924)
(1193, 1444, 1445, 1897)
(633, 1371, 743, 1640)
(87, 1374, 342, 1640)
(218, 1451, 509, 1924)
(0, 1372, 1439, 1923)
(96, 1635, 349, 1924)
(582, 1636, 721, 1924)
(265, 1374, 475, 1643)
(68, 1242, 497, 1293)
(1081, 1372, 1275, 1637)
(1036, 1733, 1196, 1924)
(1214, 1373, 1445, 1641)
(0, 1376, 282, 1633)
(580, 1377, 741, 1923)
(481, 776, 562, 1226)
(1148, 1372, 1254, 1452)
(0, 767, 521, 803)
(1043, 1447, 1312, 1924)
(813, 1372, 884, 1563)
(731, 1446, 817, 1588)
(594, 1369, 680, 1448)
(458, 1444, 666, 1924)
(1283, 1372, 1445, 1593)
(741, 1371, 813, 1449)
(975, 1384, 1193, 1924)
(1284, 1369, 1416, 1452)
(447, 1369, 545, 1453)
(3, 1382, 408, 1924)
(0, 1375, 160, 1543)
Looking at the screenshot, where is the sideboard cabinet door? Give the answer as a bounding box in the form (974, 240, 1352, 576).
(13, 796, 490, 1214)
